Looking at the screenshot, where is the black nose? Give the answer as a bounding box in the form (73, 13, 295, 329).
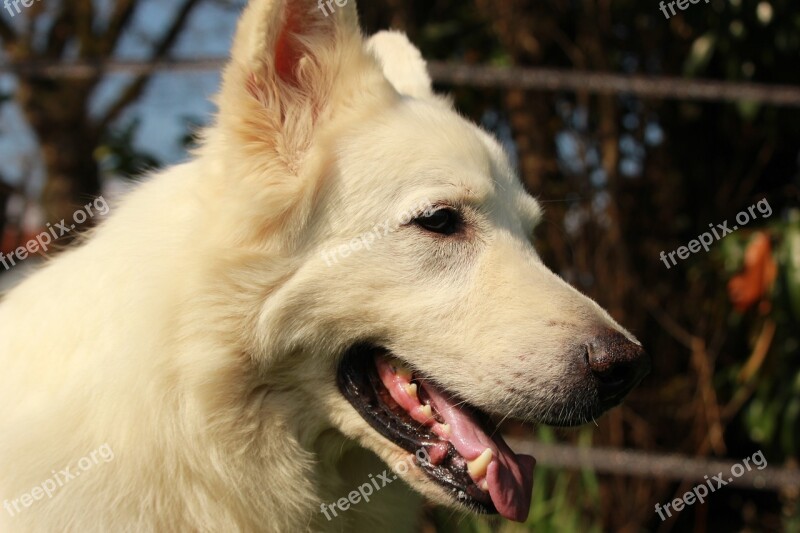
(586, 329, 650, 403)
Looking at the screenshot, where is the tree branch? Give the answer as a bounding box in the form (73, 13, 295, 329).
(44, 5, 76, 59)
(74, 0, 96, 57)
(94, 0, 202, 133)
(0, 17, 16, 47)
(97, 0, 137, 56)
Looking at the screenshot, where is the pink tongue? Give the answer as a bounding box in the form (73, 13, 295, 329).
(374, 357, 535, 522)
(423, 384, 535, 522)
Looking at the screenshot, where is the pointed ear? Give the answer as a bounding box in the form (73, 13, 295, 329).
(366, 31, 434, 100)
(214, 0, 390, 172)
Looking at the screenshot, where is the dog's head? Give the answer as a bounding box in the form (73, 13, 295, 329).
(210, 0, 649, 522)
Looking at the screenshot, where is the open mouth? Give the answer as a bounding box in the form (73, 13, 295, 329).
(337, 345, 536, 522)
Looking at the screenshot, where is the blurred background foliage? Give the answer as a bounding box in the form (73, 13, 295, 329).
(1, 0, 798, 531)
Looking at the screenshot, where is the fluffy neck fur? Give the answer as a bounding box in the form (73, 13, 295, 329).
(0, 156, 420, 531)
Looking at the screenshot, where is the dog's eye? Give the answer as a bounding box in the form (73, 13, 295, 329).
(414, 208, 461, 235)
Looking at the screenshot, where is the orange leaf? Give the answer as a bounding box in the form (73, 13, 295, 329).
(727, 232, 777, 313)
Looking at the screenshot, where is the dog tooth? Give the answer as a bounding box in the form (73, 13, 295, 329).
(438, 423, 451, 436)
(467, 448, 493, 480)
(420, 404, 433, 419)
(405, 383, 418, 398)
(479, 480, 489, 492)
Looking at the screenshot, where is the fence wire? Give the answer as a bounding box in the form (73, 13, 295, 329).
(508, 439, 800, 491)
(2, 59, 800, 107)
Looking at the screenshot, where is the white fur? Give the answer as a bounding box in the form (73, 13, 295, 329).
(0, 1, 637, 531)
(366, 31, 435, 100)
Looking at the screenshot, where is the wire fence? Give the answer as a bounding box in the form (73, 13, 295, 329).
(508, 439, 800, 491)
(2, 58, 800, 107)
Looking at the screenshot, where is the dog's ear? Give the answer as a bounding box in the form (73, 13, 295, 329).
(214, 0, 391, 172)
(366, 31, 434, 100)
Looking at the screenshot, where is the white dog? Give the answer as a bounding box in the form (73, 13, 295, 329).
(0, 1, 649, 531)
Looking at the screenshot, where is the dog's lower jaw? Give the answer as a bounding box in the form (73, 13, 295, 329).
(311, 430, 424, 533)
(323, 390, 498, 525)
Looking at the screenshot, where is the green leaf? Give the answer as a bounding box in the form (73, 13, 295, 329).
(781, 394, 800, 453)
(782, 212, 800, 321)
(683, 33, 717, 77)
(736, 99, 761, 121)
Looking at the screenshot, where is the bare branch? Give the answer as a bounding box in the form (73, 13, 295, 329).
(0, 17, 17, 47)
(95, 0, 203, 133)
(97, 0, 137, 56)
(74, 0, 96, 57)
(44, 6, 76, 59)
